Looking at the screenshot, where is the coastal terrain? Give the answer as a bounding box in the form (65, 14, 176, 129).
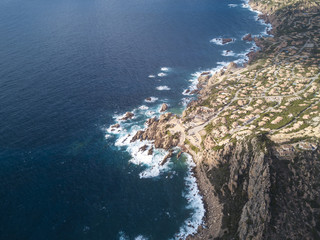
(130, 0, 320, 239)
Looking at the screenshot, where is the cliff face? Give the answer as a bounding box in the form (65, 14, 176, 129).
(199, 136, 320, 239)
(200, 137, 271, 239)
(266, 147, 320, 239)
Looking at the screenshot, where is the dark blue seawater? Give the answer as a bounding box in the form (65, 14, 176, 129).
(0, 0, 266, 239)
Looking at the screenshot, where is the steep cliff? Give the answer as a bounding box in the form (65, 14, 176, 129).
(197, 136, 320, 239)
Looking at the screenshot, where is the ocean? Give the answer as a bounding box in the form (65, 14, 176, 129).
(0, 0, 268, 239)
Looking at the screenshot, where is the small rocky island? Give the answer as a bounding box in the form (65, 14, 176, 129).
(132, 0, 320, 239)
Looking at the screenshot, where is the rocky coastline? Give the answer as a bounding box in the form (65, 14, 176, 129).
(131, 0, 320, 239)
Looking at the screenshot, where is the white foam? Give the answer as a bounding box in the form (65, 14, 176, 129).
(222, 50, 235, 56)
(138, 105, 149, 110)
(158, 72, 167, 77)
(182, 71, 201, 96)
(161, 67, 170, 72)
(105, 134, 112, 139)
(146, 110, 156, 117)
(106, 124, 122, 134)
(119, 232, 148, 240)
(241, 0, 273, 36)
(174, 154, 205, 239)
(228, 3, 238, 7)
(144, 97, 158, 103)
(148, 75, 156, 78)
(182, 62, 229, 96)
(115, 129, 171, 178)
(119, 231, 129, 240)
(135, 236, 148, 240)
(181, 97, 193, 107)
(115, 112, 136, 122)
(216, 61, 229, 68)
(210, 38, 223, 45)
(156, 85, 171, 91)
(107, 104, 171, 179)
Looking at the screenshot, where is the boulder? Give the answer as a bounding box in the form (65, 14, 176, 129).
(120, 112, 134, 121)
(160, 103, 168, 112)
(242, 33, 253, 41)
(148, 147, 154, 155)
(222, 38, 234, 44)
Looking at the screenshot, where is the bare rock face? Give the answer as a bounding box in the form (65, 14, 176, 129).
(160, 103, 168, 112)
(196, 135, 320, 240)
(120, 112, 134, 121)
(146, 117, 157, 126)
(131, 113, 180, 150)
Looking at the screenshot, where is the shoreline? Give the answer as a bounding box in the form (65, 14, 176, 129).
(185, 2, 275, 237)
(129, 0, 320, 238)
(107, 0, 280, 238)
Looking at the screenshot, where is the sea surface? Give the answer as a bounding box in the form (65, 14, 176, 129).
(0, 0, 268, 239)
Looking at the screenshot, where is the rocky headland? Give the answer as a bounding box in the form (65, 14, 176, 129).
(131, 0, 320, 239)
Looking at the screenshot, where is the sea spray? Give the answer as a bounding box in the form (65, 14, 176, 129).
(156, 85, 171, 91)
(173, 153, 205, 239)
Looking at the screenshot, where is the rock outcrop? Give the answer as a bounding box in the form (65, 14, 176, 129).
(222, 38, 234, 44)
(243, 33, 253, 41)
(120, 112, 134, 121)
(131, 113, 180, 150)
(189, 135, 320, 239)
(159, 103, 168, 112)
